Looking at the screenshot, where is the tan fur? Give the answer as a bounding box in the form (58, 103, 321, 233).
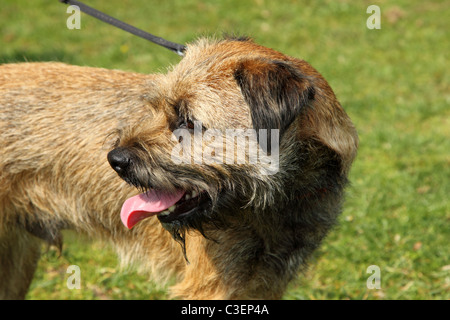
(0, 37, 357, 299)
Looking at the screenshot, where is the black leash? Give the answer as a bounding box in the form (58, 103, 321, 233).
(59, 0, 186, 56)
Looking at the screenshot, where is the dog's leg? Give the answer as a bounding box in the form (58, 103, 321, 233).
(0, 226, 41, 299)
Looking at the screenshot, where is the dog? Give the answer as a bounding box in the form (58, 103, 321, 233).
(0, 37, 358, 299)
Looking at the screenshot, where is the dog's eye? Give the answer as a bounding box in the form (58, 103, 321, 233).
(179, 118, 195, 130)
(186, 119, 195, 130)
(178, 117, 207, 132)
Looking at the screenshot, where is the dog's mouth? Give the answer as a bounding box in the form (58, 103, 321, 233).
(120, 189, 210, 229)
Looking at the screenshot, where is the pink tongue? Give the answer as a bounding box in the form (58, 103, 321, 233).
(120, 190, 185, 229)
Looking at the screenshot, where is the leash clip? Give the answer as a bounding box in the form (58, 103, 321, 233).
(59, 0, 186, 56)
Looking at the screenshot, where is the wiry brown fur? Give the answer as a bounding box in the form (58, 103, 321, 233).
(0, 37, 357, 299)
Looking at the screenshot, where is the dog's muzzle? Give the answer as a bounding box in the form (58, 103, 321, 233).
(107, 147, 212, 229)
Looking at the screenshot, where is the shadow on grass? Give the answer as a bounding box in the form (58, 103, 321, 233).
(0, 50, 75, 64)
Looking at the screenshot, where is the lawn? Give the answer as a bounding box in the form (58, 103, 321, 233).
(1, 0, 448, 300)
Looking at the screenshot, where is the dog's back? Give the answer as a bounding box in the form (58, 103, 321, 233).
(0, 63, 176, 299)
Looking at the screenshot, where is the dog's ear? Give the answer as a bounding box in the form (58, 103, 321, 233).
(234, 57, 358, 175)
(234, 58, 315, 135)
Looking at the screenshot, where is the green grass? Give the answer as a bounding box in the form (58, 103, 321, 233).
(1, 0, 448, 300)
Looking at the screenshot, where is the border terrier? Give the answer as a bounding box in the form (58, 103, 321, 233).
(0, 37, 358, 299)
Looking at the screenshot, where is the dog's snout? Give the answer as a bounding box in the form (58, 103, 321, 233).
(107, 147, 131, 175)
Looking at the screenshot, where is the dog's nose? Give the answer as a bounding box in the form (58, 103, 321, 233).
(107, 147, 131, 175)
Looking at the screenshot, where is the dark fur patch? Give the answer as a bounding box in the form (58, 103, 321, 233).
(21, 216, 64, 252)
(234, 59, 315, 138)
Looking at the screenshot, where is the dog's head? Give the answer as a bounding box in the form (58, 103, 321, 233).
(107, 37, 358, 247)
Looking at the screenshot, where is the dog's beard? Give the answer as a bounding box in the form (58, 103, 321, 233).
(150, 187, 241, 263)
(158, 201, 219, 263)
